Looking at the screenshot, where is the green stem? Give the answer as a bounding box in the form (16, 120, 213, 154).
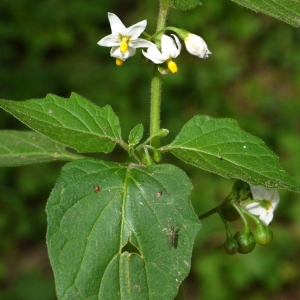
(150, 0, 172, 149)
(232, 203, 251, 234)
(198, 194, 233, 220)
(239, 206, 262, 226)
(150, 67, 162, 149)
(198, 202, 227, 220)
(150, 26, 186, 41)
(117, 140, 143, 164)
(218, 211, 233, 239)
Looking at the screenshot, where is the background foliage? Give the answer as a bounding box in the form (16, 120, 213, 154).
(0, 0, 300, 299)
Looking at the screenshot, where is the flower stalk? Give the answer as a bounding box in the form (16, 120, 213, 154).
(232, 203, 251, 234)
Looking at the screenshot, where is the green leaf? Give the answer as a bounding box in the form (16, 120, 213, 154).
(128, 124, 144, 146)
(0, 130, 82, 167)
(46, 158, 201, 300)
(162, 115, 300, 193)
(0, 93, 123, 153)
(231, 0, 300, 27)
(171, 0, 201, 11)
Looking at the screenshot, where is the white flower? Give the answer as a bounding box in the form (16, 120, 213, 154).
(97, 12, 154, 65)
(142, 34, 181, 73)
(245, 186, 280, 226)
(184, 33, 211, 58)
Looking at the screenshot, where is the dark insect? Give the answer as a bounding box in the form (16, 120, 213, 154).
(94, 185, 100, 193)
(219, 157, 223, 161)
(169, 226, 175, 248)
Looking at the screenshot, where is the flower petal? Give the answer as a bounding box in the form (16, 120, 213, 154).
(126, 20, 148, 39)
(259, 210, 274, 226)
(108, 12, 126, 36)
(98, 34, 120, 47)
(111, 46, 136, 60)
(129, 38, 155, 49)
(270, 189, 280, 209)
(161, 35, 177, 58)
(245, 202, 264, 215)
(171, 34, 181, 55)
(142, 46, 165, 64)
(250, 186, 271, 200)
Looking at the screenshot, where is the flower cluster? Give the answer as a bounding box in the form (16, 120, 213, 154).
(98, 13, 211, 71)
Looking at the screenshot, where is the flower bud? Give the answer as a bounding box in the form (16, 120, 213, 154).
(184, 33, 211, 58)
(157, 128, 169, 138)
(153, 151, 162, 162)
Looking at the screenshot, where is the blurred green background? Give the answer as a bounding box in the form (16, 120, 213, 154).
(1, 0, 300, 299)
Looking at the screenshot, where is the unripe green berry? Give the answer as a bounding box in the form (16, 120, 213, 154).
(221, 205, 240, 222)
(223, 238, 238, 255)
(254, 225, 273, 246)
(234, 231, 256, 254)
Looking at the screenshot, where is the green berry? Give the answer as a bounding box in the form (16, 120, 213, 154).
(234, 231, 256, 254)
(223, 238, 238, 255)
(221, 205, 240, 222)
(254, 225, 273, 246)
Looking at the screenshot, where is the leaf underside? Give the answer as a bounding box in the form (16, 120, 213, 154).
(165, 115, 300, 193)
(46, 158, 201, 300)
(231, 0, 300, 27)
(0, 93, 122, 153)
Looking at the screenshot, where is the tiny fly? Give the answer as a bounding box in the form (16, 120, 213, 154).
(169, 226, 175, 248)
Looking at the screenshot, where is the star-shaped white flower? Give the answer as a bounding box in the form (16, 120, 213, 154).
(142, 34, 181, 73)
(97, 12, 154, 65)
(245, 186, 280, 226)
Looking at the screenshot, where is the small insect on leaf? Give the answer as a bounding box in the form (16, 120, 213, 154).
(169, 226, 175, 248)
(94, 185, 100, 193)
(156, 191, 163, 198)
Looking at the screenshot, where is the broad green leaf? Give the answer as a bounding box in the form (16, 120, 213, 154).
(46, 158, 200, 300)
(0, 93, 122, 153)
(231, 0, 300, 27)
(0, 130, 82, 167)
(171, 0, 201, 11)
(161, 115, 300, 193)
(128, 124, 144, 146)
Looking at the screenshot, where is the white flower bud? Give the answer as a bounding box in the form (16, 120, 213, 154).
(184, 33, 211, 58)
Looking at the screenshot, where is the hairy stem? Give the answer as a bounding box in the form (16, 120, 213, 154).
(150, 0, 171, 149)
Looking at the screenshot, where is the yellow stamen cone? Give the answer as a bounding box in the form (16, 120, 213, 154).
(168, 60, 178, 73)
(120, 41, 128, 53)
(116, 58, 124, 66)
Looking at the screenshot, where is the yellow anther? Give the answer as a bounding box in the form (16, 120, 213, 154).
(168, 60, 178, 73)
(116, 58, 124, 66)
(120, 37, 129, 53)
